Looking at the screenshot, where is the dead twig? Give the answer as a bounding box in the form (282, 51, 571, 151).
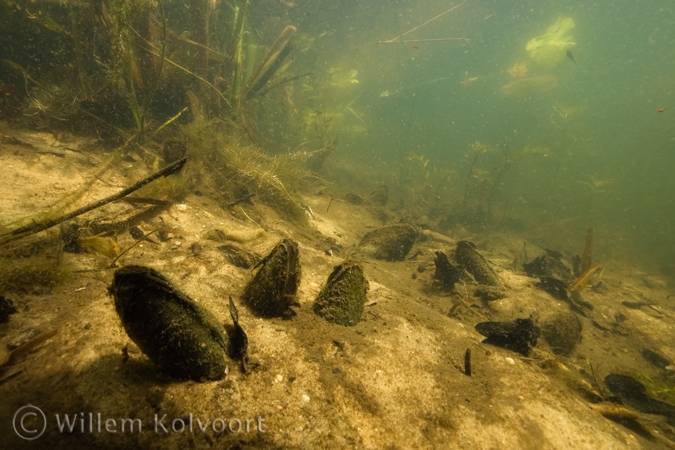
(0, 158, 186, 246)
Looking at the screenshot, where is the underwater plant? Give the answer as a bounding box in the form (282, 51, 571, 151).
(526, 15, 576, 68)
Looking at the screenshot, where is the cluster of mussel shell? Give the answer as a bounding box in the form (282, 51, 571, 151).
(430, 238, 547, 356)
(110, 221, 553, 380)
(109, 238, 369, 381)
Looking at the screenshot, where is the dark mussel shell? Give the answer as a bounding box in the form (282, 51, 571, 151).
(523, 252, 574, 284)
(605, 374, 675, 417)
(218, 244, 261, 269)
(433, 251, 461, 290)
(369, 185, 389, 206)
(475, 317, 540, 357)
(241, 239, 300, 318)
(539, 312, 582, 356)
(110, 266, 229, 381)
(357, 223, 419, 261)
(456, 241, 502, 288)
(313, 260, 369, 326)
(534, 276, 570, 301)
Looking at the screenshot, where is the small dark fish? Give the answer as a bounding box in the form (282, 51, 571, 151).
(566, 49, 577, 65)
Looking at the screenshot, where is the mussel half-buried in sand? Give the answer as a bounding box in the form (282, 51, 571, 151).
(475, 317, 540, 357)
(539, 311, 582, 356)
(433, 251, 461, 290)
(313, 260, 369, 326)
(535, 276, 570, 301)
(523, 249, 574, 283)
(110, 266, 230, 381)
(241, 238, 300, 318)
(218, 244, 261, 269)
(455, 241, 503, 288)
(604, 374, 675, 418)
(357, 223, 419, 261)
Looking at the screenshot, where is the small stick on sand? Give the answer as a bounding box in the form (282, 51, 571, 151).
(0, 158, 186, 246)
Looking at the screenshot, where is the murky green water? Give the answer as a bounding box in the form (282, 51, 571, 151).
(286, 0, 675, 276)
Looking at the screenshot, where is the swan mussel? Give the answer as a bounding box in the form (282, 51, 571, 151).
(605, 374, 675, 418)
(241, 238, 301, 318)
(357, 223, 419, 261)
(218, 243, 261, 269)
(475, 317, 540, 357)
(455, 241, 502, 288)
(433, 251, 462, 290)
(313, 260, 369, 326)
(523, 249, 574, 284)
(110, 265, 230, 381)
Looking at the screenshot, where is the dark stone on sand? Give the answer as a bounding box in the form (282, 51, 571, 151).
(539, 312, 582, 356)
(357, 223, 419, 261)
(241, 239, 301, 318)
(313, 261, 369, 326)
(475, 318, 540, 357)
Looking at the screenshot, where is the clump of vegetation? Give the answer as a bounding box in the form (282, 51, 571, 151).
(1, 0, 312, 144)
(2, 0, 326, 223)
(181, 118, 311, 224)
(631, 372, 675, 405)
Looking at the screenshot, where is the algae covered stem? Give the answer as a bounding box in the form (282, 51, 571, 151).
(0, 157, 187, 246)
